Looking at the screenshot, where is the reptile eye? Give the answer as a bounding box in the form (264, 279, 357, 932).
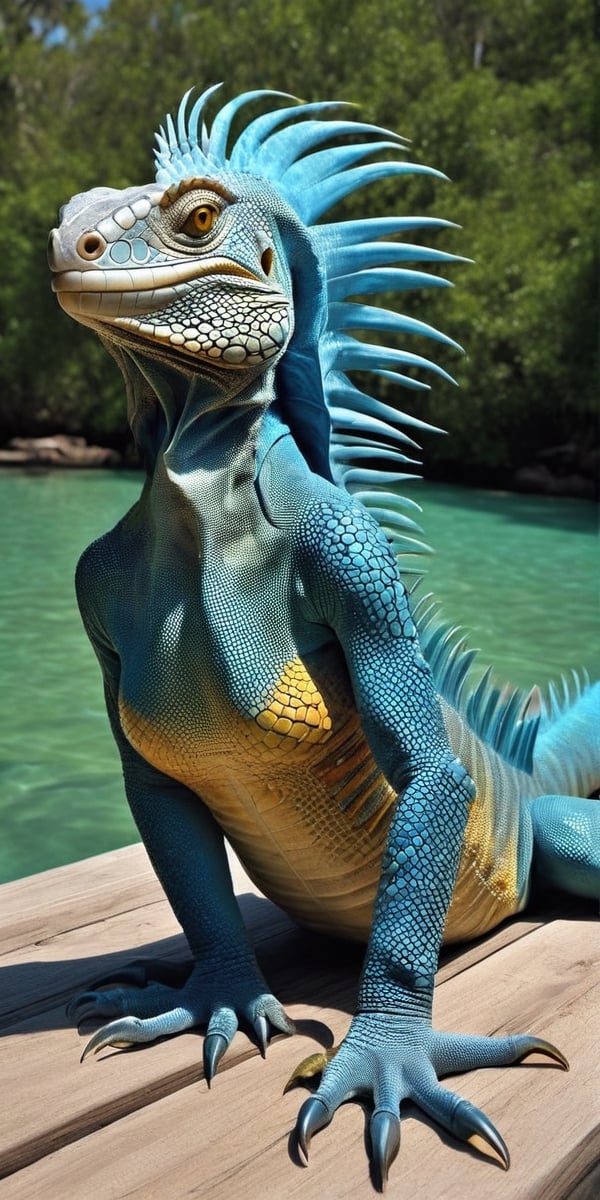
(181, 203, 220, 237)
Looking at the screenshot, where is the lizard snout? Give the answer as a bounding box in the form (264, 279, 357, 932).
(47, 228, 60, 271)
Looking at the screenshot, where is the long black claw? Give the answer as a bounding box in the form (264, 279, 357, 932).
(295, 1096, 331, 1163)
(80, 1016, 144, 1061)
(514, 1036, 569, 1071)
(254, 1014, 269, 1057)
(203, 1033, 228, 1086)
(453, 1101, 510, 1169)
(370, 1110, 401, 1192)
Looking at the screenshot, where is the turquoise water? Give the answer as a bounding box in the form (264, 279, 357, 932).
(0, 470, 598, 884)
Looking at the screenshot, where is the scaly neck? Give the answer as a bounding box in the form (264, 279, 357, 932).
(129, 353, 287, 556)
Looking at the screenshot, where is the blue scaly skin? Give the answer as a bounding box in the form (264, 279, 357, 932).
(48, 88, 599, 1189)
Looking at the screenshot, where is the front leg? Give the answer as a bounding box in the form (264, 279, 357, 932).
(72, 566, 294, 1076)
(292, 499, 565, 1187)
(69, 682, 293, 1077)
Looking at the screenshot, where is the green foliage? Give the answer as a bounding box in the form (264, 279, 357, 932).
(0, 0, 597, 479)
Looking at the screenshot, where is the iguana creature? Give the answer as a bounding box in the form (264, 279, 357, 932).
(48, 86, 599, 1189)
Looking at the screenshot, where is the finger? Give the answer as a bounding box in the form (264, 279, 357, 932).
(417, 1083, 509, 1168)
(260, 997, 296, 1038)
(81, 1007, 196, 1061)
(295, 1095, 332, 1162)
(370, 1108, 401, 1192)
(431, 1030, 569, 1075)
(67, 989, 127, 1023)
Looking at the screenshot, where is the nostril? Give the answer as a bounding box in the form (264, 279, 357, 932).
(76, 231, 107, 260)
(261, 247, 273, 276)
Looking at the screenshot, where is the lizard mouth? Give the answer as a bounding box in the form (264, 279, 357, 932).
(52, 257, 291, 369)
(51, 256, 267, 297)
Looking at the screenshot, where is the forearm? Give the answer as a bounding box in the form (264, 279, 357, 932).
(123, 761, 251, 963)
(359, 753, 475, 1017)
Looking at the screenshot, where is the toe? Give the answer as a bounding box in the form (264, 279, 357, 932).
(417, 1083, 509, 1168)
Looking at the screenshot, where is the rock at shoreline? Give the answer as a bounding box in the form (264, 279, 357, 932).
(512, 441, 598, 501)
(0, 435, 121, 468)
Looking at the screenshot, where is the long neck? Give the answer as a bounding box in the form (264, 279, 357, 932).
(128, 352, 286, 555)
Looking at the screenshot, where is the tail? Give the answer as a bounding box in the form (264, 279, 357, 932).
(532, 676, 600, 800)
(416, 601, 600, 928)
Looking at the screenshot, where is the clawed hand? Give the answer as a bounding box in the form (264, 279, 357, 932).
(68, 956, 294, 1080)
(288, 1012, 567, 1191)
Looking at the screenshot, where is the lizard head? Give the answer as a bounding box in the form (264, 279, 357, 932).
(49, 170, 295, 379)
(49, 85, 461, 519)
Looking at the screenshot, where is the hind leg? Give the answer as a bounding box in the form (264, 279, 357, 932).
(530, 794, 600, 900)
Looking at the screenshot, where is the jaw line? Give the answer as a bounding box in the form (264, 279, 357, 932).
(55, 272, 290, 359)
(69, 308, 289, 379)
(111, 319, 287, 372)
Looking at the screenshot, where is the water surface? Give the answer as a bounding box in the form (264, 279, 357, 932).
(0, 470, 597, 883)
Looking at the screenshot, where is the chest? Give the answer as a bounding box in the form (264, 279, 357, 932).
(108, 530, 338, 766)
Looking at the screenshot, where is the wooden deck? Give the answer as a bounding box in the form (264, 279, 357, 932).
(0, 843, 598, 1199)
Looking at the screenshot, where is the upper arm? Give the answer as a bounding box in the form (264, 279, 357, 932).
(296, 496, 449, 784)
(76, 538, 182, 794)
(75, 537, 121, 693)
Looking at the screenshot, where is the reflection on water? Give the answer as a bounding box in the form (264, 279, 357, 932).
(0, 469, 598, 883)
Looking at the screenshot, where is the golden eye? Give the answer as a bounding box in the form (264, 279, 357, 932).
(181, 203, 220, 237)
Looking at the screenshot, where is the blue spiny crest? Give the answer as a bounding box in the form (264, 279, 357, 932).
(154, 85, 544, 772)
(154, 85, 464, 562)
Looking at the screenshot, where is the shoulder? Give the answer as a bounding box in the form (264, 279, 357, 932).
(295, 493, 417, 642)
(255, 424, 415, 638)
(256, 420, 386, 556)
(75, 516, 138, 652)
(75, 525, 125, 605)
(295, 490, 388, 559)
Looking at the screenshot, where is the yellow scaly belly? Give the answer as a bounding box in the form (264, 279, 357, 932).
(119, 656, 525, 943)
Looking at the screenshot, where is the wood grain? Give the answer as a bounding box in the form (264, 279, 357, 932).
(0, 844, 598, 1199)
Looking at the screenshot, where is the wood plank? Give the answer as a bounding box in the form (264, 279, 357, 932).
(0, 846, 592, 1179)
(0, 921, 312, 1177)
(0, 842, 269, 958)
(2, 918, 598, 1199)
(564, 1161, 600, 1200)
(0, 838, 568, 1013)
(0, 838, 552, 1029)
(0, 845, 159, 955)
